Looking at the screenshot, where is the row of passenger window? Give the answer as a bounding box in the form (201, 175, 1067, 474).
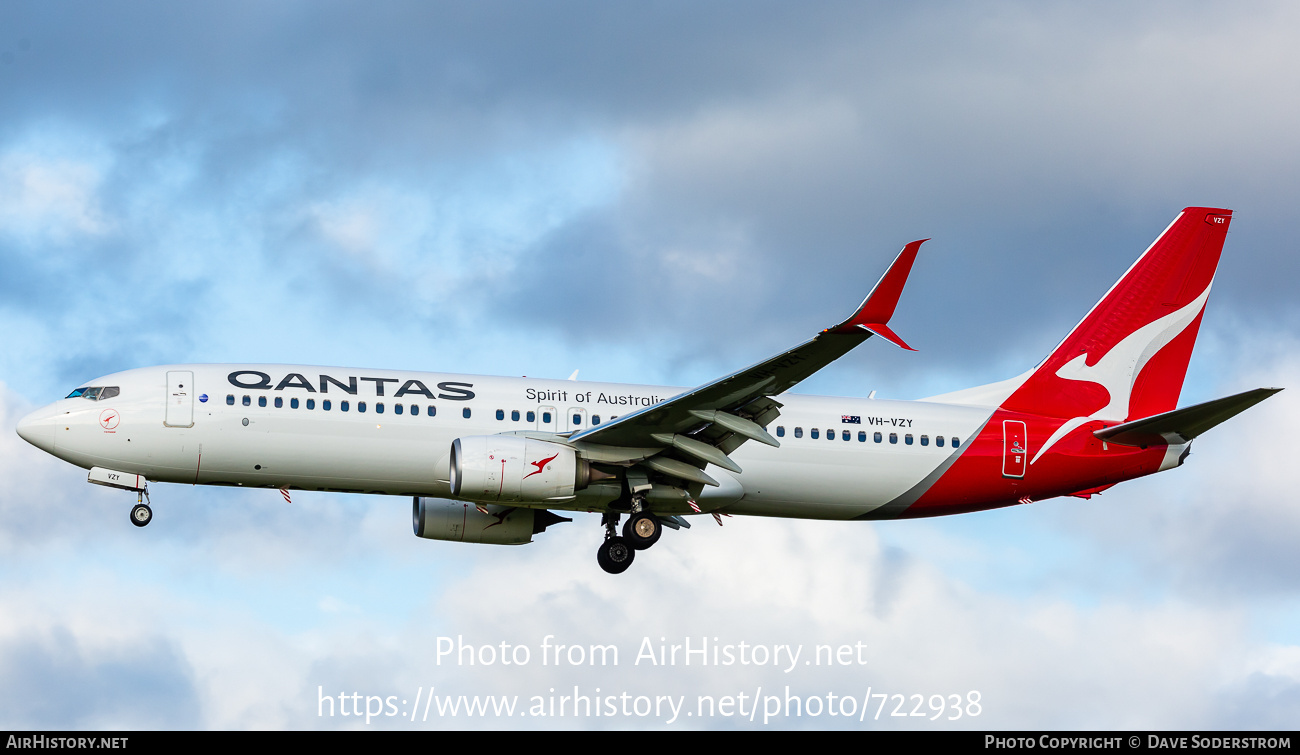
(227, 394, 621, 426)
(775, 425, 960, 448)
(228, 393, 458, 417)
(225, 393, 958, 448)
(492, 409, 617, 426)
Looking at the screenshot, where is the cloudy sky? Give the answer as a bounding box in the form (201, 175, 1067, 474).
(2, 0, 1298, 730)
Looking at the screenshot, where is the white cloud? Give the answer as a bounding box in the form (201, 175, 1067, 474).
(0, 148, 113, 243)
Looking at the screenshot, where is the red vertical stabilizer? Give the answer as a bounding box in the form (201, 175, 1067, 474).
(1001, 207, 1231, 424)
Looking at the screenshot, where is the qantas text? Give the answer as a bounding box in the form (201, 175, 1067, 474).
(227, 371, 475, 400)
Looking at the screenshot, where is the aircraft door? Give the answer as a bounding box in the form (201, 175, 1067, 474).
(566, 407, 586, 432)
(1002, 419, 1027, 478)
(165, 370, 195, 428)
(536, 405, 557, 433)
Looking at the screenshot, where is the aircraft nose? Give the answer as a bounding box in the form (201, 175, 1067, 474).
(16, 406, 57, 454)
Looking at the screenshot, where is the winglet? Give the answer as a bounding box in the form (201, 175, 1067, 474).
(825, 239, 927, 349)
(857, 322, 915, 351)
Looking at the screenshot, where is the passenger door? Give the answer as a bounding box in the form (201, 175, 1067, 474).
(164, 371, 195, 428)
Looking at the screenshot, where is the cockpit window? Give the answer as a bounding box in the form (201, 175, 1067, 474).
(65, 386, 119, 401)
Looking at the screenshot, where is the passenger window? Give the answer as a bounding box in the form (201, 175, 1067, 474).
(920, 435, 928, 446)
(572, 413, 581, 426)
(827, 429, 835, 441)
(341, 401, 350, 412)
(842, 430, 850, 441)
(794, 427, 803, 438)
(542, 412, 551, 423)
(258, 396, 267, 407)
(226, 395, 235, 405)
(858, 431, 866, 442)
(952, 437, 960, 448)
(527, 411, 536, 422)
(463, 408, 472, 419)
(874, 432, 882, 443)
(936, 436, 944, 447)
(776, 426, 785, 437)
(511, 410, 520, 421)
(291, 398, 300, 409)
(905, 434, 913, 445)
(427, 405, 436, 417)
(889, 433, 898, 444)
(323, 400, 332, 411)
(376, 403, 384, 414)
(410, 404, 418, 415)
(811, 429, 819, 439)
(274, 397, 283, 408)
(592, 415, 601, 425)
(358, 402, 367, 413)
(307, 399, 315, 410)
(496, 409, 504, 420)
(395, 404, 403, 415)
(243, 395, 251, 406)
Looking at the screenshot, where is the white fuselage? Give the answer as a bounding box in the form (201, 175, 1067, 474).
(19, 364, 992, 520)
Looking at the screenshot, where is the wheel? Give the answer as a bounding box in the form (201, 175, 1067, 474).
(130, 504, 152, 527)
(596, 537, 635, 574)
(622, 511, 662, 550)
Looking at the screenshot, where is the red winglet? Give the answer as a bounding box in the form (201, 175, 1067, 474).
(858, 322, 915, 351)
(826, 239, 927, 347)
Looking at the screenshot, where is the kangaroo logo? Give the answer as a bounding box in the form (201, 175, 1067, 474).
(482, 508, 511, 530)
(524, 453, 559, 479)
(1031, 282, 1213, 464)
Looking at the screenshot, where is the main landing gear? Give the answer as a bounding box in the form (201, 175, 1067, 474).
(129, 488, 152, 528)
(596, 523, 635, 574)
(596, 494, 665, 574)
(623, 510, 662, 549)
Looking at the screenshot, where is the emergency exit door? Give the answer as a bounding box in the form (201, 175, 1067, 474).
(1002, 419, 1027, 478)
(164, 370, 194, 428)
(535, 405, 557, 433)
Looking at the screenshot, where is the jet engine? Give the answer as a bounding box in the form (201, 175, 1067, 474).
(449, 436, 596, 503)
(412, 497, 571, 545)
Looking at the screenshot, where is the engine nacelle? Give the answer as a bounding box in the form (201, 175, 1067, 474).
(450, 436, 592, 503)
(411, 497, 571, 545)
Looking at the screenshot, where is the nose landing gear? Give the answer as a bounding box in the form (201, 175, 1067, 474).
(130, 503, 153, 527)
(129, 487, 152, 528)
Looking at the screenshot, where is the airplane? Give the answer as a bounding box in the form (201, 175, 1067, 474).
(14, 206, 1281, 574)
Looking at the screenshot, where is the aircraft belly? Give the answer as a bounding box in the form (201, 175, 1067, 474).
(728, 450, 943, 520)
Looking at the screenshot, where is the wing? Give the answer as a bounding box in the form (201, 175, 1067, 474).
(567, 240, 927, 486)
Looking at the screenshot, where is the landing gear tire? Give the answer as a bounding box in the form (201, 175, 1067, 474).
(623, 511, 662, 550)
(597, 537, 635, 574)
(130, 503, 153, 527)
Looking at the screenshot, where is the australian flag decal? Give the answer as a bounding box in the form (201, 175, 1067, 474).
(842, 415, 861, 424)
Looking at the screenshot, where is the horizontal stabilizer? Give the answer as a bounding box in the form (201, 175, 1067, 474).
(1094, 387, 1282, 448)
